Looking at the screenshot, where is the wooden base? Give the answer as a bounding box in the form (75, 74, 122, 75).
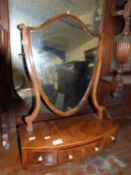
(18, 114, 119, 169)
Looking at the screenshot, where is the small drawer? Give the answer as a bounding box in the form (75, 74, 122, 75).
(26, 151, 57, 166)
(58, 139, 103, 164)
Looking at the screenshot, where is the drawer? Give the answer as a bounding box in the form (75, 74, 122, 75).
(58, 131, 118, 165)
(58, 139, 104, 164)
(24, 150, 57, 167)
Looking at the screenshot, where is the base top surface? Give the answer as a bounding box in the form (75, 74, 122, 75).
(19, 114, 118, 150)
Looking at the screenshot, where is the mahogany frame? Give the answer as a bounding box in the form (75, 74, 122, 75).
(18, 13, 105, 132)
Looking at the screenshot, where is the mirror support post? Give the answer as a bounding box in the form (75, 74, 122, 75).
(91, 33, 105, 119)
(18, 24, 41, 132)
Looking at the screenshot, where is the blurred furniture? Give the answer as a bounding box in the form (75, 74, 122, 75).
(56, 61, 93, 110)
(0, 24, 10, 149)
(100, 0, 131, 106)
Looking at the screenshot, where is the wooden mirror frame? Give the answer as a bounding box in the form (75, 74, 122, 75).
(18, 13, 105, 132)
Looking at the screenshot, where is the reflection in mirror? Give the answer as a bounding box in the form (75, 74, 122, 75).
(31, 17, 98, 112)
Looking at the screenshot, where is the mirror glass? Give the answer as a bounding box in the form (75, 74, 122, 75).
(31, 17, 98, 111)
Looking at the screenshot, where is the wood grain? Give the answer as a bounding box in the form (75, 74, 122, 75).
(18, 114, 119, 168)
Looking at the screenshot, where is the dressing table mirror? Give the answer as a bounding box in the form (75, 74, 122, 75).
(17, 13, 119, 169)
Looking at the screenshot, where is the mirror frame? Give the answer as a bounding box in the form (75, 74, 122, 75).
(18, 13, 105, 131)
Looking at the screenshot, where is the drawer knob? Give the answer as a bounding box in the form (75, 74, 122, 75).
(94, 146, 99, 152)
(38, 155, 43, 162)
(68, 153, 73, 160)
(110, 136, 115, 141)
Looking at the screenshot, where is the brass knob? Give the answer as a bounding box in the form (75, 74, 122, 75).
(94, 146, 99, 152)
(68, 153, 73, 160)
(110, 136, 115, 141)
(38, 155, 43, 162)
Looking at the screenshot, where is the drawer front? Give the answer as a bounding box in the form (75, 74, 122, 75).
(58, 132, 117, 164)
(22, 130, 117, 168)
(58, 139, 103, 164)
(25, 151, 57, 166)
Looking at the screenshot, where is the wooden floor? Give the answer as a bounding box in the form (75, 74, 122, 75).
(0, 106, 131, 175)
